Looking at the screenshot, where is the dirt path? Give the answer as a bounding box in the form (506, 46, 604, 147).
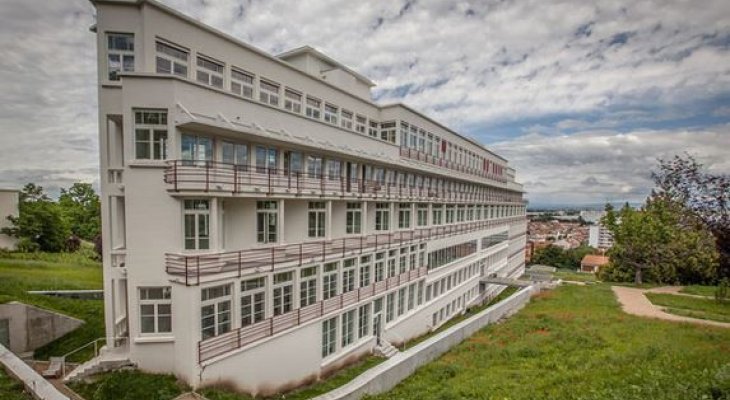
(611, 286, 730, 328)
(645, 286, 714, 299)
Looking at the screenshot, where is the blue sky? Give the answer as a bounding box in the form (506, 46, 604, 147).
(0, 0, 728, 207)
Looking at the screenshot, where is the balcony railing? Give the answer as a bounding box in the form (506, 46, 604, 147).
(399, 147, 509, 184)
(198, 266, 427, 363)
(166, 217, 526, 286)
(163, 160, 524, 204)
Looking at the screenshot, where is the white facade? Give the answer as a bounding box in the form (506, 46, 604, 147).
(588, 224, 613, 249)
(0, 190, 19, 250)
(91, 0, 527, 396)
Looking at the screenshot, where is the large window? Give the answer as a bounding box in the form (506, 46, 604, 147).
(322, 262, 338, 300)
(273, 271, 293, 315)
(300, 266, 318, 307)
(201, 284, 231, 340)
(256, 201, 278, 243)
(196, 55, 224, 88)
(156, 41, 188, 77)
(184, 200, 209, 250)
(222, 141, 248, 166)
(327, 159, 342, 181)
(306, 97, 321, 119)
(307, 155, 323, 179)
(324, 104, 338, 125)
(374, 253, 385, 282)
(259, 79, 280, 106)
(359, 255, 371, 288)
(308, 202, 326, 238)
(358, 304, 370, 339)
(240, 277, 265, 327)
(134, 110, 167, 160)
(342, 258, 356, 293)
(284, 151, 303, 175)
(181, 134, 212, 165)
(398, 203, 411, 229)
(139, 287, 171, 334)
(341, 309, 355, 348)
(284, 88, 302, 113)
(417, 204, 428, 226)
(432, 204, 443, 225)
(397, 287, 406, 316)
(107, 33, 134, 80)
(255, 146, 278, 173)
(386, 292, 395, 322)
(322, 316, 337, 358)
(375, 203, 390, 231)
(445, 205, 455, 224)
(231, 68, 254, 98)
(346, 202, 362, 234)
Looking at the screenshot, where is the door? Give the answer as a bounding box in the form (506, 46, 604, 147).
(0, 319, 9, 348)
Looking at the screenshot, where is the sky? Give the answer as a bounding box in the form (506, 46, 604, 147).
(0, 0, 729, 207)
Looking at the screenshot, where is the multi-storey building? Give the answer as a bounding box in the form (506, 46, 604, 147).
(588, 224, 613, 249)
(91, 0, 527, 395)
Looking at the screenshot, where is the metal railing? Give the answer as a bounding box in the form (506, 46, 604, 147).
(59, 337, 127, 377)
(198, 266, 427, 363)
(163, 160, 524, 204)
(166, 217, 526, 285)
(398, 147, 509, 183)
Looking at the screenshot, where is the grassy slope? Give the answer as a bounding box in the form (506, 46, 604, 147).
(367, 284, 730, 400)
(681, 285, 719, 297)
(554, 270, 599, 283)
(0, 367, 32, 400)
(0, 253, 103, 361)
(646, 292, 730, 323)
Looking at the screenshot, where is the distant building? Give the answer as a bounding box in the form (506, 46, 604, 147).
(588, 224, 613, 249)
(579, 210, 605, 224)
(0, 189, 19, 250)
(580, 254, 609, 273)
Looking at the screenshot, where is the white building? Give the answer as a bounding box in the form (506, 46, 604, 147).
(588, 224, 613, 249)
(579, 210, 605, 224)
(0, 189, 19, 250)
(90, 0, 527, 396)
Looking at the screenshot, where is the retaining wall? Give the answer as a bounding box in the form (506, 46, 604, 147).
(312, 285, 537, 400)
(0, 344, 69, 400)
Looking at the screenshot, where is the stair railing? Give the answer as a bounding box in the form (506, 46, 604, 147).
(59, 337, 127, 377)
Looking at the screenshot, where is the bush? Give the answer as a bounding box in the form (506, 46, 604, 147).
(716, 279, 730, 303)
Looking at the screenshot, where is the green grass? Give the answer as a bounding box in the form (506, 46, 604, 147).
(69, 370, 188, 400)
(0, 367, 32, 400)
(554, 270, 599, 283)
(366, 284, 730, 400)
(646, 292, 730, 323)
(0, 252, 103, 361)
(681, 285, 719, 297)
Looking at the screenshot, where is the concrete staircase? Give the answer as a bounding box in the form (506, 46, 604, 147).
(63, 346, 133, 383)
(374, 340, 399, 358)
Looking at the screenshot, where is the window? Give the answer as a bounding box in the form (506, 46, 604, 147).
(324, 104, 338, 125)
(368, 120, 379, 138)
(308, 202, 326, 238)
(397, 288, 406, 316)
(356, 115, 367, 134)
(300, 266, 318, 307)
(380, 121, 396, 143)
(327, 159, 342, 181)
(341, 309, 355, 347)
(201, 284, 231, 340)
(107, 33, 134, 80)
(358, 304, 370, 339)
(240, 277, 265, 327)
(341, 109, 353, 130)
(398, 203, 411, 229)
(342, 258, 356, 293)
(432, 204, 443, 225)
(134, 110, 167, 160)
(359, 256, 371, 288)
(181, 134, 212, 165)
(256, 201, 278, 243)
(156, 41, 188, 77)
(375, 202, 390, 231)
(139, 287, 171, 334)
(196, 55, 223, 88)
(445, 205, 455, 224)
(284, 151, 303, 175)
(346, 202, 361, 234)
(273, 271, 293, 315)
(322, 316, 337, 358)
(306, 97, 321, 119)
(374, 258, 385, 282)
(386, 292, 395, 322)
(387, 258, 396, 277)
(400, 122, 409, 147)
(457, 205, 465, 222)
(184, 200, 209, 250)
(322, 262, 339, 300)
(259, 80, 280, 106)
(284, 88, 302, 113)
(417, 204, 428, 226)
(222, 141, 248, 166)
(255, 146, 278, 173)
(231, 68, 254, 98)
(307, 155, 323, 179)
(408, 283, 416, 310)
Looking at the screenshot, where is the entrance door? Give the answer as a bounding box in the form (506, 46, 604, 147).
(0, 319, 9, 348)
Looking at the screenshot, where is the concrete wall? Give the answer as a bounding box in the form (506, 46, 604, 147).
(0, 303, 84, 355)
(312, 286, 536, 400)
(0, 189, 19, 250)
(0, 344, 70, 400)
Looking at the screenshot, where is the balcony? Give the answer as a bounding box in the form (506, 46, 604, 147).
(399, 147, 509, 184)
(198, 266, 427, 363)
(166, 217, 526, 285)
(163, 160, 525, 204)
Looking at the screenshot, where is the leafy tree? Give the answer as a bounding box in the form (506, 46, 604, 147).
(2, 183, 70, 252)
(59, 183, 101, 241)
(652, 154, 730, 279)
(532, 244, 596, 270)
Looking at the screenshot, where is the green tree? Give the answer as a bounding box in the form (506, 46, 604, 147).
(2, 183, 70, 252)
(58, 183, 101, 241)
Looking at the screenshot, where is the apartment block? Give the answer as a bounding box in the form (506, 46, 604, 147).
(90, 0, 527, 395)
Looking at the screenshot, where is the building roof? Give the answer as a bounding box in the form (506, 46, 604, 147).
(581, 254, 609, 267)
(277, 45, 376, 87)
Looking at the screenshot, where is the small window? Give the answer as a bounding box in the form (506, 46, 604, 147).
(231, 68, 254, 98)
(355, 115, 367, 134)
(107, 33, 134, 80)
(341, 109, 353, 130)
(369, 120, 379, 138)
(324, 104, 338, 125)
(156, 41, 188, 78)
(306, 97, 321, 119)
(196, 55, 224, 88)
(134, 109, 167, 160)
(284, 89, 302, 113)
(139, 287, 171, 334)
(259, 79, 280, 106)
(308, 202, 326, 238)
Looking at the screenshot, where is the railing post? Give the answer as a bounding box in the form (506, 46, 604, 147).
(299, 243, 303, 266)
(238, 252, 242, 278)
(196, 256, 200, 286)
(268, 168, 272, 194)
(270, 247, 275, 271)
(205, 161, 210, 193)
(184, 256, 189, 287)
(322, 241, 326, 262)
(233, 165, 238, 194)
(173, 161, 178, 192)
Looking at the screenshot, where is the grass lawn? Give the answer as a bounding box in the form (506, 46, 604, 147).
(0, 367, 32, 400)
(554, 270, 599, 283)
(366, 284, 730, 400)
(646, 292, 730, 323)
(69, 370, 188, 400)
(0, 252, 103, 361)
(681, 285, 719, 297)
